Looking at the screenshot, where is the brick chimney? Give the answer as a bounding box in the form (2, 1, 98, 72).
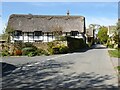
(67, 10, 70, 16)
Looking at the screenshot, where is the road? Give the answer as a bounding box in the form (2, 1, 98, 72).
(1, 44, 118, 89)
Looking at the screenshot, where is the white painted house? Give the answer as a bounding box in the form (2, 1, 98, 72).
(7, 13, 86, 43)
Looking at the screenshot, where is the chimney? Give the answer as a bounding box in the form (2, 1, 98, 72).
(67, 10, 70, 16)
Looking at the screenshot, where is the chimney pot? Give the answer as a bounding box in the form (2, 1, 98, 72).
(67, 10, 70, 16)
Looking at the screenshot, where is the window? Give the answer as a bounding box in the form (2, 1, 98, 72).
(34, 31, 42, 36)
(70, 31, 79, 36)
(14, 30, 22, 36)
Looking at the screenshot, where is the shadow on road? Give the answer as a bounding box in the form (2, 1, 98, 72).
(71, 44, 107, 53)
(2, 60, 118, 89)
(1, 62, 17, 77)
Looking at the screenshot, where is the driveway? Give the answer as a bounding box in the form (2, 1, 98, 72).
(1, 44, 118, 89)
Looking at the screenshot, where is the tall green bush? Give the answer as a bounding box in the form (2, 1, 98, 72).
(1, 49, 10, 56)
(67, 37, 87, 51)
(98, 26, 108, 44)
(59, 45, 69, 54)
(47, 42, 68, 54)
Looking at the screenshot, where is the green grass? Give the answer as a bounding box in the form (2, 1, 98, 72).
(117, 66, 120, 71)
(108, 49, 120, 58)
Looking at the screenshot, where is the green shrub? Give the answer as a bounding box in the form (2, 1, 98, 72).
(35, 49, 49, 56)
(23, 42, 34, 47)
(59, 45, 68, 54)
(21, 42, 50, 56)
(87, 42, 92, 48)
(59, 36, 67, 41)
(47, 41, 69, 54)
(107, 44, 114, 48)
(22, 47, 49, 56)
(52, 46, 60, 54)
(22, 47, 37, 56)
(43, 51, 49, 56)
(47, 42, 54, 55)
(117, 66, 120, 71)
(1, 49, 10, 56)
(47, 42, 54, 48)
(48, 48, 54, 55)
(13, 41, 23, 50)
(50, 45, 69, 54)
(27, 52, 36, 57)
(108, 49, 120, 58)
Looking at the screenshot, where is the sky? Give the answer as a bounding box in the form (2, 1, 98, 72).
(1, 2, 118, 34)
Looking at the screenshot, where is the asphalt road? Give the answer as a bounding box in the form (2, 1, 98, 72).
(1, 44, 119, 89)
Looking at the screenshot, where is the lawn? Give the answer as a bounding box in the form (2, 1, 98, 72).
(108, 49, 120, 58)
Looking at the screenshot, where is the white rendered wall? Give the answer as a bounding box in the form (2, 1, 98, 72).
(34, 36, 43, 40)
(11, 33, 84, 43)
(14, 36, 23, 40)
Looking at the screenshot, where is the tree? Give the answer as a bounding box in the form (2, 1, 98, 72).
(51, 25, 63, 40)
(97, 26, 108, 44)
(113, 32, 119, 44)
(4, 25, 14, 43)
(89, 24, 101, 44)
(114, 20, 120, 47)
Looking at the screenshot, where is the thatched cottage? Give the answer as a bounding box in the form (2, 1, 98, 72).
(107, 26, 117, 37)
(86, 28, 94, 43)
(7, 13, 86, 43)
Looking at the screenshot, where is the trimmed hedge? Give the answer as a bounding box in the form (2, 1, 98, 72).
(66, 36, 87, 51)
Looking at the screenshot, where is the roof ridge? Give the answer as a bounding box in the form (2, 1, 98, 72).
(10, 14, 84, 18)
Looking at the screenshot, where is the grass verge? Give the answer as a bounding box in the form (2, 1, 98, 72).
(108, 49, 120, 58)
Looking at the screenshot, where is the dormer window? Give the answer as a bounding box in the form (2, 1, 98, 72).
(34, 31, 42, 36)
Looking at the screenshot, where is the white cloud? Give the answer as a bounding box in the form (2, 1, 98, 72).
(86, 17, 117, 28)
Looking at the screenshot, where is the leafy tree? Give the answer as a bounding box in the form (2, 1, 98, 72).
(113, 32, 119, 44)
(3, 25, 14, 43)
(114, 20, 120, 47)
(89, 24, 101, 44)
(97, 26, 108, 44)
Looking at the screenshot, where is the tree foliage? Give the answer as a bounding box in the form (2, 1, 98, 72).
(114, 20, 120, 46)
(113, 32, 119, 44)
(52, 26, 63, 36)
(97, 26, 108, 44)
(51, 26, 63, 40)
(3, 25, 14, 43)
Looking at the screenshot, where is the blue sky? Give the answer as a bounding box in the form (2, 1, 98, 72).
(1, 2, 118, 34)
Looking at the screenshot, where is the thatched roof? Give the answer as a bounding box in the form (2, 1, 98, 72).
(8, 14, 85, 33)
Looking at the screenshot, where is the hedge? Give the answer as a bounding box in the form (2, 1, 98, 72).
(66, 36, 87, 51)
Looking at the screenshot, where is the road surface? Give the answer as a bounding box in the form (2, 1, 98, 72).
(1, 44, 118, 89)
